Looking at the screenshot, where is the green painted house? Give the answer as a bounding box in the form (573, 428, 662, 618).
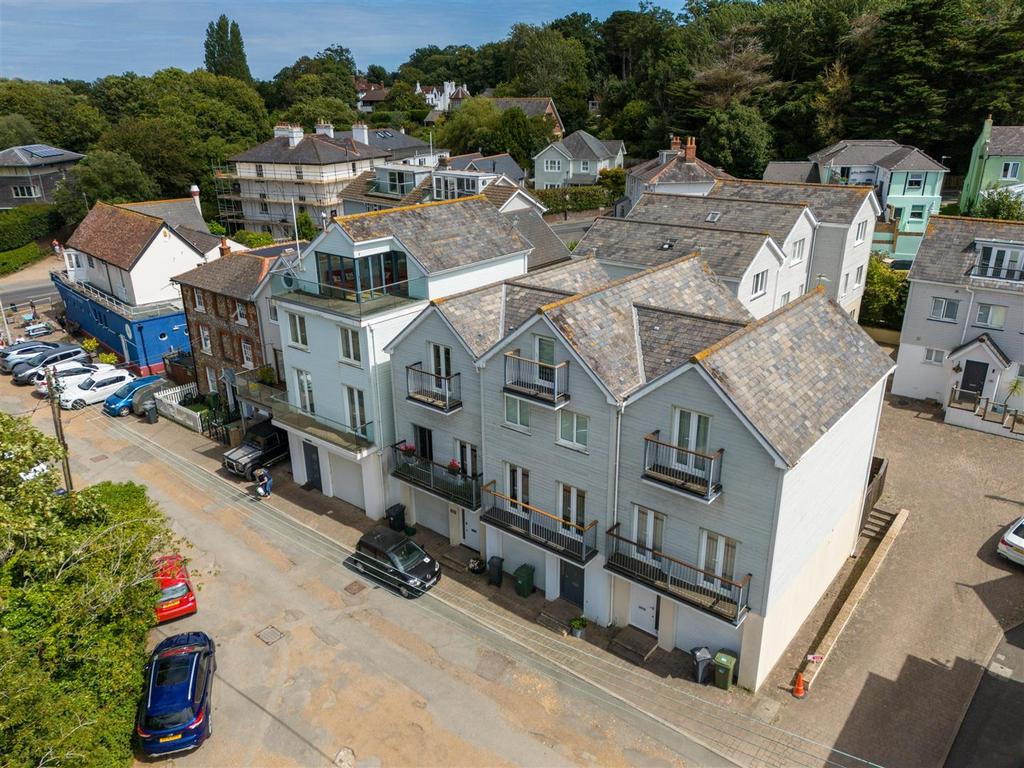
(960, 117, 1024, 214)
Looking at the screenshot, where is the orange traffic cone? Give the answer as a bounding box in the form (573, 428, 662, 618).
(792, 672, 806, 699)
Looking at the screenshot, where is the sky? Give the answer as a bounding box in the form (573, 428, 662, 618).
(0, 0, 637, 83)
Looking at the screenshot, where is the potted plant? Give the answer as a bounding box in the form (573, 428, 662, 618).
(446, 458, 461, 476)
(569, 616, 587, 638)
(255, 365, 276, 386)
(398, 443, 417, 464)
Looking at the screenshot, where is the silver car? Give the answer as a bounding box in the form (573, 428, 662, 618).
(11, 344, 89, 385)
(0, 341, 59, 373)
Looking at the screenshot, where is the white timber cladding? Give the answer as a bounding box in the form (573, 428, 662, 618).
(426, 253, 529, 299)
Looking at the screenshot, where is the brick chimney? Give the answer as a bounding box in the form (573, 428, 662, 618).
(669, 134, 681, 151)
(219, 236, 231, 258)
(190, 183, 201, 213)
(684, 136, 697, 163)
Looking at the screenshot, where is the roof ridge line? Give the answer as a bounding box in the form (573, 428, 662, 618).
(632, 303, 747, 326)
(714, 178, 871, 194)
(932, 213, 1024, 226)
(609, 216, 776, 238)
(692, 285, 825, 362)
(335, 195, 485, 224)
(108, 202, 166, 222)
(644, 190, 811, 209)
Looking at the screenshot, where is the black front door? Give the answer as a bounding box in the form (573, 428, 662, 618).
(559, 560, 585, 607)
(302, 441, 322, 491)
(961, 360, 988, 395)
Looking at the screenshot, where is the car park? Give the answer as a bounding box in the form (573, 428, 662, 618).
(221, 421, 290, 480)
(353, 526, 441, 598)
(59, 369, 136, 410)
(997, 516, 1024, 567)
(33, 362, 114, 397)
(153, 555, 198, 623)
(135, 632, 215, 756)
(0, 341, 58, 373)
(102, 375, 165, 417)
(10, 344, 89, 385)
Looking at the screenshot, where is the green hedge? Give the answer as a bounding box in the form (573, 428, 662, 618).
(532, 186, 612, 214)
(0, 203, 60, 251)
(0, 242, 46, 276)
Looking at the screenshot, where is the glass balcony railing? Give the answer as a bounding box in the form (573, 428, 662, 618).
(270, 274, 426, 320)
(269, 395, 374, 455)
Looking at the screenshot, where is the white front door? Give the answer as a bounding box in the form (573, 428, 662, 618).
(460, 507, 480, 550)
(629, 583, 659, 634)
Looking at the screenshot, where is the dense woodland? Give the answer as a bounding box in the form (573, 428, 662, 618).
(1, 0, 1022, 224)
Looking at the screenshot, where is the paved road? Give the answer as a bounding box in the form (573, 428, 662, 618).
(946, 622, 1024, 767)
(0, 279, 59, 311)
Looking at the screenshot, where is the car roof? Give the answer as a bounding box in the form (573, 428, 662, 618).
(154, 555, 189, 585)
(360, 526, 408, 550)
(147, 651, 198, 713)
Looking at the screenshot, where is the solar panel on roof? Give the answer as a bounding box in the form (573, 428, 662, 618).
(22, 144, 63, 158)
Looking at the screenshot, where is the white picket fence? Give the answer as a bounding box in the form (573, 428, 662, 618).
(154, 382, 204, 433)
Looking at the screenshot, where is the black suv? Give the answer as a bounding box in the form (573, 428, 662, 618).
(354, 527, 441, 598)
(221, 421, 289, 480)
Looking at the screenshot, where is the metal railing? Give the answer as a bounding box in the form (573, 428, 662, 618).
(406, 362, 461, 412)
(605, 524, 750, 624)
(271, 274, 426, 320)
(269, 395, 374, 454)
(51, 271, 183, 320)
(969, 263, 1024, 282)
(480, 481, 597, 563)
(215, 165, 358, 185)
(389, 442, 481, 509)
(503, 353, 569, 406)
(642, 431, 723, 501)
(235, 367, 285, 410)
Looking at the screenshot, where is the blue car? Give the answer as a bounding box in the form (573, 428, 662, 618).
(135, 632, 216, 756)
(103, 375, 163, 417)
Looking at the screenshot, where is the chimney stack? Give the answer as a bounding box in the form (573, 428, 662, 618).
(314, 121, 335, 139)
(669, 134, 681, 151)
(218, 236, 231, 258)
(274, 123, 304, 147)
(352, 122, 370, 146)
(684, 136, 697, 163)
(190, 184, 201, 213)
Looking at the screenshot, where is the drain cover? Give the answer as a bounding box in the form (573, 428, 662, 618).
(256, 625, 285, 645)
(90, 454, 108, 463)
(344, 581, 366, 595)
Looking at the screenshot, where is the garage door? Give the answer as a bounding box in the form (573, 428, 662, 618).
(414, 490, 448, 536)
(329, 453, 364, 510)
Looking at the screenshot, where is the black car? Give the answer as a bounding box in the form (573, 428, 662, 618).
(221, 421, 289, 480)
(353, 527, 441, 598)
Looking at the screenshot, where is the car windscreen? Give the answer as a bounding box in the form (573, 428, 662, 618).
(112, 382, 135, 399)
(144, 705, 195, 730)
(24, 351, 48, 366)
(78, 377, 96, 390)
(1014, 522, 1024, 539)
(388, 540, 426, 571)
(158, 582, 190, 602)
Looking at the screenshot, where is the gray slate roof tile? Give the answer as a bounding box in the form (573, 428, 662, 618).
(710, 179, 872, 225)
(501, 209, 571, 271)
(908, 215, 1024, 293)
(628, 193, 807, 244)
(629, 152, 731, 184)
(230, 135, 389, 165)
(762, 161, 821, 183)
(987, 126, 1024, 155)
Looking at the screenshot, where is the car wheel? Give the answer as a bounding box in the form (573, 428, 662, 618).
(72, 399, 86, 410)
(400, 584, 412, 599)
(246, 467, 256, 481)
(118, 406, 130, 417)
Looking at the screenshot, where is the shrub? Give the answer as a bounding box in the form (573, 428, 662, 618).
(97, 352, 118, 364)
(0, 242, 46, 276)
(81, 337, 99, 354)
(859, 254, 909, 330)
(533, 186, 612, 214)
(232, 229, 275, 248)
(207, 220, 227, 235)
(0, 203, 60, 251)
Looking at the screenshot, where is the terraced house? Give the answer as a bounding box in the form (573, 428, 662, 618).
(384, 252, 893, 690)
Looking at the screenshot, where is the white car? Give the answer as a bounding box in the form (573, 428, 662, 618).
(997, 517, 1024, 567)
(59, 369, 136, 410)
(33, 361, 114, 397)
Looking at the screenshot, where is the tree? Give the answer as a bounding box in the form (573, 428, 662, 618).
(365, 64, 392, 86)
(699, 102, 773, 178)
(598, 167, 626, 199)
(280, 97, 358, 131)
(232, 230, 275, 248)
(973, 188, 1024, 221)
(0, 114, 36, 148)
(435, 97, 503, 155)
(296, 211, 319, 241)
(386, 81, 429, 113)
(100, 115, 201, 198)
(506, 24, 591, 132)
(53, 150, 158, 224)
(490, 107, 546, 169)
(0, 80, 107, 152)
(860, 254, 909, 329)
(268, 47, 357, 110)
(204, 14, 252, 82)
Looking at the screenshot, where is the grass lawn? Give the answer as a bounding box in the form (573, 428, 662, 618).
(183, 402, 209, 413)
(0, 242, 46, 276)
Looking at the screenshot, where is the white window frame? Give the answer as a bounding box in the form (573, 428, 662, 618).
(929, 297, 959, 322)
(543, 183, 559, 189)
(504, 395, 530, 430)
(909, 204, 926, 221)
(751, 269, 768, 298)
(240, 339, 254, 369)
(199, 325, 212, 354)
(233, 300, 248, 326)
(344, 384, 367, 436)
(779, 291, 791, 306)
(671, 407, 711, 477)
(906, 172, 924, 190)
(842, 272, 850, 297)
(1001, 161, 1020, 180)
(455, 438, 478, 477)
(12, 185, 41, 199)
(633, 505, 665, 561)
(505, 462, 529, 512)
(579, 160, 590, 173)
(339, 326, 361, 365)
(557, 410, 589, 450)
(205, 366, 217, 393)
(855, 220, 867, 244)
(923, 348, 944, 365)
(557, 482, 586, 534)
(975, 303, 1006, 329)
(287, 312, 308, 348)
(790, 238, 805, 265)
(698, 529, 738, 593)
(268, 300, 278, 324)
(193, 288, 205, 312)
(544, 158, 562, 173)
(295, 368, 314, 413)
(855, 265, 864, 288)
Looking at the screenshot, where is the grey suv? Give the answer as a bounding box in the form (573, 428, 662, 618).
(0, 341, 58, 374)
(11, 344, 89, 385)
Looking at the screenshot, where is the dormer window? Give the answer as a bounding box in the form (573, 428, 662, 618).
(659, 238, 678, 251)
(706, 211, 721, 223)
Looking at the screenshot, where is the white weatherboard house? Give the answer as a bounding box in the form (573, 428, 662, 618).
(891, 216, 1024, 439)
(268, 197, 532, 516)
(384, 252, 894, 690)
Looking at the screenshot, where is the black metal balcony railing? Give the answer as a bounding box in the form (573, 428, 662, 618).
(503, 353, 569, 406)
(970, 263, 1024, 282)
(481, 482, 597, 563)
(406, 362, 462, 412)
(604, 523, 750, 624)
(389, 442, 481, 509)
(642, 431, 723, 501)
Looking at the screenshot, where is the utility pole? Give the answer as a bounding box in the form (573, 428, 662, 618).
(46, 367, 73, 493)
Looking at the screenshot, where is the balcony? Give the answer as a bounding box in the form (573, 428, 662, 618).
(642, 431, 723, 502)
(406, 362, 461, 413)
(969, 262, 1024, 283)
(389, 442, 481, 509)
(235, 367, 285, 411)
(269, 395, 374, 456)
(367, 178, 418, 198)
(51, 271, 182, 320)
(604, 524, 750, 624)
(480, 482, 597, 564)
(503, 353, 569, 407)
(270, 274, 426, 321)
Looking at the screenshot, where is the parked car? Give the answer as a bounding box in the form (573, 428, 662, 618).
(102, 375, 165, 417)
(353, 526, 441, 598)
(59, 369, 136, 410)
(135, 632, 215, 756)
(997, 516, 1024, 567)
(33, 362, 114, 397)
(153, 555, 198, 623)
(221, 421, 290, 480)
(0, 341, 58, 373)
(10, 344, 88, 384)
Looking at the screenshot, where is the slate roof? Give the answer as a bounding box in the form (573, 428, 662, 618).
(987, 126, 1024, 156)
(762, 161, 821, 184)
(874, 145, 948, 172)
(67, 203, 176, 270)
(709, 179, 874, 225)
(0, 144, 83, 167)
(338, 169, 432, 207)
(809, 139, 947, 172)
(118, 199, 208, 232)
(466, 153, 526, 183)
(229, 135, 389, 165)
(553, 130, 625, 162)
(636, 306, 745, 381)
(501, 209, 571, 270)
(693, 289, 894, 466)
(628, 193, 810, 244)
(514, 254, 619, 292)
(174, 227, 221, 254)
(488, 97, 564, 133)
(448, 152, 484, 169)
(578, 217, 775, 279)
(908, 215, 1024, 293)
(948, 334, 1012, 368)
(629, 152, 732, 185)
(335, 127, 429, 153)
(358, 88, 390, 102)
(172, 253, 275, 301)
(335, 196, 531, 273)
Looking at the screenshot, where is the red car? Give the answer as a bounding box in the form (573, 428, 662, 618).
(154, 555, 197, 624)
